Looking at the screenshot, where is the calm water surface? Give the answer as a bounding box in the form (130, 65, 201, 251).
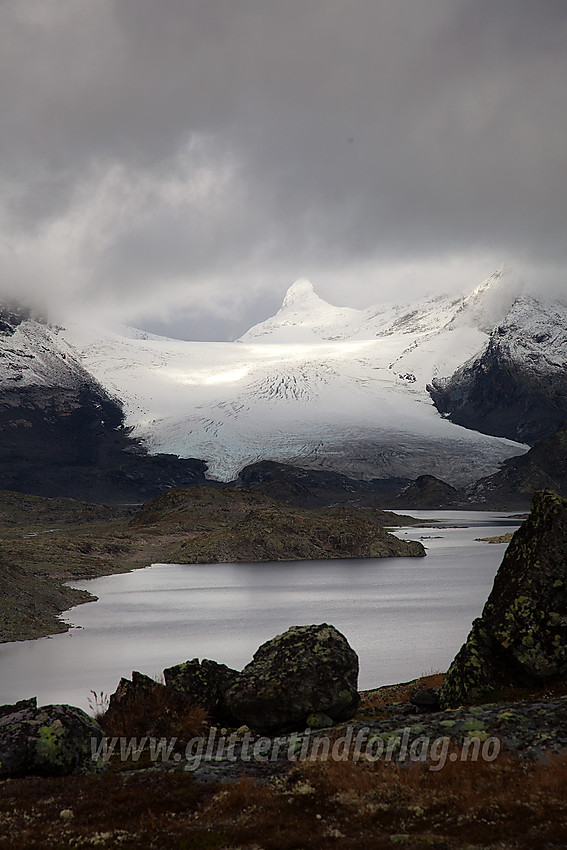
(0, 511, 522, 712)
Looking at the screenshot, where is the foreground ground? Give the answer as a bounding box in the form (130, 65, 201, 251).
(2, 677, 567, 850)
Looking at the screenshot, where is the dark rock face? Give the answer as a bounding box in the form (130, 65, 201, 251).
(0, 703, 103, 778)
(107, 671, 164, 713)
(224, 624, 360, 734)
(164, 659, 239, 724)
(0, 382, 208, 503)
(468, 424, 567, 509)
(441, 490, 567, 707)
(428, 297, 567, 446)
(0, 305, 30, 335)
(0, 306, 209, 503)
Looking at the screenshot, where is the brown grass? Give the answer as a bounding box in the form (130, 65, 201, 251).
(360, 672, 445, 709)
(2, 746, 566, 849)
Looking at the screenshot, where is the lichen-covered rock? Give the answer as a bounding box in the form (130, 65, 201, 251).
(107, 671, 163, 712)
(441, 489, 567, 707)
(104, 670, 186, 736)
(224, 624, 360, 734)
(163, 658, 238, 724)
(0, 703, 103, 778)
(0, 697, 37, 718)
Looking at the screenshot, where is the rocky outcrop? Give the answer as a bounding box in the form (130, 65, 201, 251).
(0, 702, 103, 778)
(107, 671, 165, 712)
(103, 626, 360, 734)
(441, 490, 567, 707)
(0, 697, 37, 718)
(224, 624, 360, 734)
(164, 659, 238, 724)
(103, 671, 207, 737)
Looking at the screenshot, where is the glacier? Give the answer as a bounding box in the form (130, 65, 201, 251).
(55, 269, 531, 484)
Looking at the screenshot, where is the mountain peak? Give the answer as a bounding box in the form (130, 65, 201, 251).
(282, 278, 317, 307)
(237, 278, 361, 343)
(452, 266, 523, 333)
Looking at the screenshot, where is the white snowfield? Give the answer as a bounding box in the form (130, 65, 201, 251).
(54, 268, 534, 485)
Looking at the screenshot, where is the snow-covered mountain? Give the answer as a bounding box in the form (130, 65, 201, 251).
(429, 293, 567, 445)
(239, 269, 520, 344)
(55, 269, 534, 485)
(0, 305, 207, 500)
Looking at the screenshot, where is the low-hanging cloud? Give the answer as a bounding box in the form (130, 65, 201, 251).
(1, 0, 565, 338)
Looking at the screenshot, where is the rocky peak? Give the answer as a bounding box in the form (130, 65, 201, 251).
(493, 295, 567, 367)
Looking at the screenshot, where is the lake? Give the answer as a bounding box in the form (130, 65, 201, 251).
(0, 511, 522, 712)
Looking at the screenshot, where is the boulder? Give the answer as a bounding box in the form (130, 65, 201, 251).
(107, 671, 164, 712)
(409, 688, 441, 712)
(0, 703, 103, 778)
(224, 624, 360, 734)
(163, 658, 238, 724)
(441, 489, 567, 707)
(104, 671, 193, 736)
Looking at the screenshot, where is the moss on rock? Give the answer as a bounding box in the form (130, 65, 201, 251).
(224, 624, 360, 734)
(441, 490, 567, 707)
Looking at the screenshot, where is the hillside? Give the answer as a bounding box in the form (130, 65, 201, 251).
(468, 424, 567, 508)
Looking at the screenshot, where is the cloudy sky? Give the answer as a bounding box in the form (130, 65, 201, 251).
(1, 0, 566, 339)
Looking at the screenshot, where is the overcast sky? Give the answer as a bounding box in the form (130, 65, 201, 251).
(1, 0, 566, 339)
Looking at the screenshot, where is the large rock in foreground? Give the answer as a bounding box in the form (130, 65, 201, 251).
(0, 702, 103, 778)
(164, 658, 239, 724)
(441, 490, 567, 707)
(224, 624, 360, 734)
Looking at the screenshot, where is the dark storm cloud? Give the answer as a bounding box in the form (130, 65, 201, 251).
(0, 0, 565, 336)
